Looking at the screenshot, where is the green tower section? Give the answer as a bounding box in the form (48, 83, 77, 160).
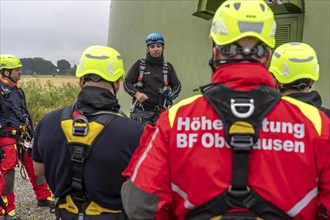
(108, 0, 329, 114)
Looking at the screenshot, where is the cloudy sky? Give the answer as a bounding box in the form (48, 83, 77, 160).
(0, 0, 111, 66)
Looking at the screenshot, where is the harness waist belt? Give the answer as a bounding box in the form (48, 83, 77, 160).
(135, 104, 164, 112)
(0, 128, 21, 138)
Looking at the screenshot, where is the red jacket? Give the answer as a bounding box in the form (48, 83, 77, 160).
(122, 63, 330, 220)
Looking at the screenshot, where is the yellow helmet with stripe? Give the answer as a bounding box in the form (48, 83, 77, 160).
(269, 42, 319, 84)
(209, 0, 276, 48)
(76, 45, 125, 82)
(0, 54, 22, 70)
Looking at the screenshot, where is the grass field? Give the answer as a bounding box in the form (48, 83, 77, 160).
(21, 75, 79, 87)
(20, 75, 133, 123)
(20, 76, 80, 124)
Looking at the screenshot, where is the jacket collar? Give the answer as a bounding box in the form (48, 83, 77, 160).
(0, 77, 17, 87)
(77, 86, 120, 113)
(287, 91, 322, 109)
(212, 63, 275, 91)
(146, 53, 164, 66)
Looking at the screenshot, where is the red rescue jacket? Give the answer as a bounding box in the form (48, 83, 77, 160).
(123, 63, 330, 220)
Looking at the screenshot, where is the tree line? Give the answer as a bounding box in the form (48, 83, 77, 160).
(21, 57, 77, 76)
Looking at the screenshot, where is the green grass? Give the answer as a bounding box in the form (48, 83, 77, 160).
(21, 79, 80, 125)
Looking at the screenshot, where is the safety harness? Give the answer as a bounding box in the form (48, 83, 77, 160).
(135, 58, 170, 91)
(133, 59, 171, 111)
(186, 84, 292, 220)
(56, 105, 127, 220)
(0, 82, 34, 180)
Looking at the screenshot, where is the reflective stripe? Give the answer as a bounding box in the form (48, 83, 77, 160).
(131, 128, 159, 182)
(238, 21, 263, 34)
(171, 183, 195, 210)
(85, 54, 109, 60)
(287, 187, 318, 217)
(282, 96, 322, 136)
(168, 95, 202, 128)
(289, 56, 314, 63)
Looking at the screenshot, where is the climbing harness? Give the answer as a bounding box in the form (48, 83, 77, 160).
(0, 82, 34, 179)
(132, 59, 172, 111)
(186, 84, 291, 220)
(55, 104, 127, 220)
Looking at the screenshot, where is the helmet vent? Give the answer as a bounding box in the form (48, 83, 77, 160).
(234, 3, 241, 10)
(274, 52, 281, 58)
(260, 4, 265, 12)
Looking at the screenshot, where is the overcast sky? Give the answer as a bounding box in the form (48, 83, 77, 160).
(0, 0, 111, 66)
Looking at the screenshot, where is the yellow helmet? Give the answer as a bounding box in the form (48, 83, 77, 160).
(269, 42, 319, 84)
(76, 45, 125, 82)
(209, 0, 276, 48)
(0, 54, 23, 70)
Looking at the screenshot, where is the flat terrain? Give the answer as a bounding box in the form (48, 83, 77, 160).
(15, 167, 54, 220)
(21, 76, 79, 87)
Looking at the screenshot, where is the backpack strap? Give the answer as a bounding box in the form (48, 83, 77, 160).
(60, 105, 119, 213)
(186, 84, 291, 220)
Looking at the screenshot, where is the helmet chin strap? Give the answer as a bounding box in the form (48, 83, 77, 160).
(110, 82, 117, 97)
(4, 70, 18, 83)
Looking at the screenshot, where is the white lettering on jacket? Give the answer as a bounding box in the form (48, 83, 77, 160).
(176, 117, 306, 153)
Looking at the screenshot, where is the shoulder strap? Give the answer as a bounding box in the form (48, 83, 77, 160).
(0, 85, 11, 126)
(60, 105, 119, 211)
(135, 59, 170, 92)
(162, 61, 170, 92)
(135, 59, 146, 88)
(187, 84, 291, 220)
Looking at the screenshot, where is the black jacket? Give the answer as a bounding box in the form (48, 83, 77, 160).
(124, 53, 181, 110)
(288, 91, 330, 118)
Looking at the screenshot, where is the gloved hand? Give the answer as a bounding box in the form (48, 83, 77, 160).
(165, 98, 173, 106)
(165, 91, 175, 101)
